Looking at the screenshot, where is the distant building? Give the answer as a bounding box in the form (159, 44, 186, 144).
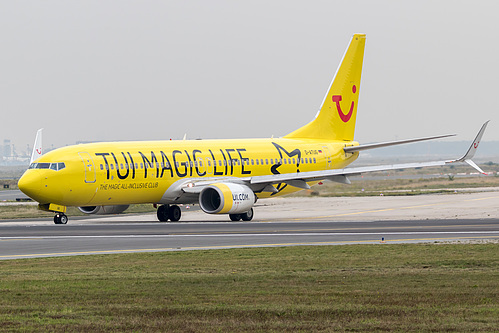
(3, 139, 11, 159)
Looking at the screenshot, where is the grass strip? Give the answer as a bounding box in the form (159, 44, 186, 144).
(0, 243, 497, 332)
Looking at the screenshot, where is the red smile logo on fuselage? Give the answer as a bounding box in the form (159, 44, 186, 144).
(332, 85, 356, 122)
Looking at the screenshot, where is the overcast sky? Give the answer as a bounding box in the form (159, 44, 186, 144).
(1, 1, 498, 152)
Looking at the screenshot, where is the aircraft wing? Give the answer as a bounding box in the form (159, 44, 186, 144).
(176, 121, 489, 197)
(249, 121, 489, 191)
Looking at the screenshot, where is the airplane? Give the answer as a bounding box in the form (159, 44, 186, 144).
(18, 33, 489, 224)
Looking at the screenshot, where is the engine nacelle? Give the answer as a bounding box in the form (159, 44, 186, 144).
(78, 205, 130, 215)
(199, 183, 255, 214)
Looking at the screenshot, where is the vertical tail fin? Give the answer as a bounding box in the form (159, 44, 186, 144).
(284, 34, 366, 141)
(30, 128, 43, 164)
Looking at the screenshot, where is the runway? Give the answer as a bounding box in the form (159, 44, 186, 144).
(0, 192, 498, 260)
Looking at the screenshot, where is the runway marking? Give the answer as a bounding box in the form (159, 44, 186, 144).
(1, 231, 499, 240)
(162, 223, 499, 236)
(1, 235, 498, 259)
(467, 195, 499, 201)
(285, 202, 452, 221)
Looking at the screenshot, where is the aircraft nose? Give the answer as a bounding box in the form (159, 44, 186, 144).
(18, 171, 43, 202)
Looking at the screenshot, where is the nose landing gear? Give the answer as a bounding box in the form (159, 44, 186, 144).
(54, 213, 68, 224)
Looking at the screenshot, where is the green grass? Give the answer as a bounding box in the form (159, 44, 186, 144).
(0, 244, 497, 332)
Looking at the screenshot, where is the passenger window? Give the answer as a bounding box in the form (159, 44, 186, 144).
(313, 158, 316, 163)
(100, 164, 104, 170)
(251, 159, 254, 165)
(265, 159, 268, 165)
(120, 163, 123, 169)
(256, 159, 259, 165)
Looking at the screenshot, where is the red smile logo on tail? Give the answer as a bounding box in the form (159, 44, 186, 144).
(332, 85, 356, 122)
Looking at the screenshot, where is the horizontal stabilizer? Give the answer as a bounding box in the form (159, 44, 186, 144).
(344, 134, 455, 153)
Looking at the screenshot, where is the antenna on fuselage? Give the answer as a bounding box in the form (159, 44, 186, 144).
(30, 128, 43, 164)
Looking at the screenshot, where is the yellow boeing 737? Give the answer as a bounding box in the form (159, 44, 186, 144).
(18, 34, 488, 224)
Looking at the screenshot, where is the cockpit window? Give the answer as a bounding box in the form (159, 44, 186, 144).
(29, 162, 66, 171)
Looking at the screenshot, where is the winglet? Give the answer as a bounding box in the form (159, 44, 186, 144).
(456, 121, 489, 161)
(451, 121, 489, 174)
(30, 128, 43, 164)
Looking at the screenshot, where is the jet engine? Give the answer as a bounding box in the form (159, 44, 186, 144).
(199, 183, 255, 214)
(78, 205, 130, 215)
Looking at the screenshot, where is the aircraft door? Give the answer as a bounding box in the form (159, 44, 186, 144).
(197, 157, 206, 176)
(78, 152, 96, 183)
(322, 146, 332, 169)
(206, 157, 214, 175)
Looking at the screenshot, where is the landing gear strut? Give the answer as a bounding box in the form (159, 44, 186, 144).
(157, 204, 182, 222)
(54, 213, 68, 224)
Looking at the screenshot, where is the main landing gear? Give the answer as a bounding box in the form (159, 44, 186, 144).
(157, 204, 181, 222)
(229, 208, 254, 222)
(54, 213, 68, 224)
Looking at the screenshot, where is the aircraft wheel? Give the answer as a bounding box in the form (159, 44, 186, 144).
(54, 213, 68, 225)
(168, 205, 181, 222)
(157, 204, 170, 222)
(229, 214, 241, 221)
(241, 208, 254, 221)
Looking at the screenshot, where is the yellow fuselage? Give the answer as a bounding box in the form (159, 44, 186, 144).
(19, 137, 359, 207)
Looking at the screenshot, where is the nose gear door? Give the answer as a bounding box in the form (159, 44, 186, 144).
(78, 152, 96, 183)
